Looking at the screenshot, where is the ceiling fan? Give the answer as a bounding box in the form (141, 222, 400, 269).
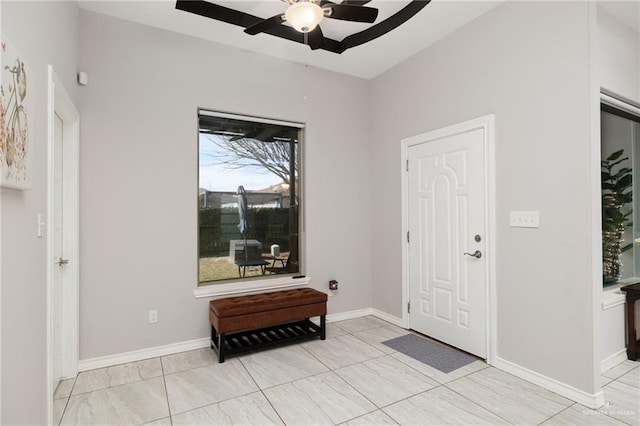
(244, 0, 379, 50)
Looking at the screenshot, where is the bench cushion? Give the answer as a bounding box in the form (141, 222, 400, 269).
(210, 288, 327, 318)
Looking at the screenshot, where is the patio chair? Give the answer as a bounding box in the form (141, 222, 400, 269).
(266, 252, 291, 274)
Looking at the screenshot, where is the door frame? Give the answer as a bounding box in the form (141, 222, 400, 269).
(46, 66, 80, 424)
(401, 114, 497, 365)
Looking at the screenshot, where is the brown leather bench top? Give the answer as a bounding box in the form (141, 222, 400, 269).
(210, 288, 327, 318)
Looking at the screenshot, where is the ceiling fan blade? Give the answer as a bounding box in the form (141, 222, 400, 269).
(320, 0, 372, 6)
(341, 0, 373, 5)
(324, 4, 378, 23)
(244, 13, 285, 35)
(307, 26, 325, 50)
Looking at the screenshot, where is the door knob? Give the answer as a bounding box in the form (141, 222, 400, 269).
(463, 250, 482, 259)
(57, 258, 69, 266)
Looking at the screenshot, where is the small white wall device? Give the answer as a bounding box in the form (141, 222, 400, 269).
(77, 71, 89, 86)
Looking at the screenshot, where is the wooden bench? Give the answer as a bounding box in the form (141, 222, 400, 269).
(209, 288, 327, 363)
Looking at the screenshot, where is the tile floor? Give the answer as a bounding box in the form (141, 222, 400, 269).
(54, 316, 640, 425)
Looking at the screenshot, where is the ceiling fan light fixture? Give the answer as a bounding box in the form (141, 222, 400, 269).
(285, 1, 324, 33)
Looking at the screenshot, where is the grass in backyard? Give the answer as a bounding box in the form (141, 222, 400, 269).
(199, 257, 266, 282)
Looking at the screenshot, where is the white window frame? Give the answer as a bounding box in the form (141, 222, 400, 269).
(194, 110, 308, 298)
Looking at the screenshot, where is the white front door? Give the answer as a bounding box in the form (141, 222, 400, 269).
(407, 124, 487, 358)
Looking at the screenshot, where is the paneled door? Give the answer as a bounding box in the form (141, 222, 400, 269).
(407, 125, 487, 358)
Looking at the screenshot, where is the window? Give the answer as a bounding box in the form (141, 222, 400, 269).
(198, 110, 303, 287)
(601, 99, 640, 287)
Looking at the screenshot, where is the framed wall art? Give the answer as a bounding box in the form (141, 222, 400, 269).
(1, 37, 31, 190)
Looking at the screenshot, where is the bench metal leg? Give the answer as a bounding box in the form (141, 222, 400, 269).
(320, 315, 326, 340)
(211, 325, 217, 349)
(211, 325, 226, 363)
(218, 333, 226, 363)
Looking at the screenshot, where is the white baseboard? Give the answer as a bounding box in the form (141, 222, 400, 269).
(78, 307, 404, 372)
(600, 349, 628, 374)
(327, 307, 403, 327)
(495, 357, 606, 409)
(370, 308, 403, 327)
(78, 337, 211, 372)
(326, 308, 373, 323)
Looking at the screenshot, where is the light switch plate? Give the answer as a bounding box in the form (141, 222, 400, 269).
(510, 211, 540, 228)
(37, 213, 45, 238)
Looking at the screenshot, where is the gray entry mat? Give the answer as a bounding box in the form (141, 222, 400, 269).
(382, 334, 477, 373)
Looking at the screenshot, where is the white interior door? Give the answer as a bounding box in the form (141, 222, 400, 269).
(407, 126, 487, 358)
(52, 112, 64, 385)
(47, 66, 80, 425)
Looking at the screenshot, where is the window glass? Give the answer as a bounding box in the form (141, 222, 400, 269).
(198, 111, 302, 285)
(601, 103, 640, 286)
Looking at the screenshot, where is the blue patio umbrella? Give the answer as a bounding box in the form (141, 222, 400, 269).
(237, 186, 249, 260)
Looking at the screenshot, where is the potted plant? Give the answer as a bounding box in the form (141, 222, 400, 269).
(602, 149, 633, 283)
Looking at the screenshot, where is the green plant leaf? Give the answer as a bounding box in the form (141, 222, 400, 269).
(613, 168, 633, 179)
(608, 157, 630, 169)
(617, 174, 633, 187)
(607, 150, 625, 161)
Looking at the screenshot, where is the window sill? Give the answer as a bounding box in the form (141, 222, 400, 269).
(601, 278, 637, 310)
(193, 275, 311, 299)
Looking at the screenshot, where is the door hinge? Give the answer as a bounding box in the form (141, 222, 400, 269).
(406, 159, 409, 172)
(407, 231, 410, 243)
(407, 301, 411, 313)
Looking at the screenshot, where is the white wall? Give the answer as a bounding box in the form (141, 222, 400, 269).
(370, 1, 597, 394)
(1, 1, 79, 424)
(597, 6, 640, 103)
(77, 10, 372, 359)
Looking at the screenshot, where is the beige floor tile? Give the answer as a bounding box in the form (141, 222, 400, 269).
(72, 358, 162, 395)
(264, 371, 376, 425)
(240, 344, 328, 389)
(352, 325, 409, 354)
(541, 404, 627, 425)
(603, 360, 639, 380)
(617, 366, 640, 389)
(391, 351, 488, 384)
(383, 386, 510, 425)
(325, 322, 350, 339)
(335, 355, 438, 407)
(60, 377, 169, 426)
(161, 347, 218, 375)
(446, 367, 573, 425)
(343, 410, 399, 425)
(171, 392, 283, 425)
(164, 359, 258, 414)
(53, 398, 67, 426)
(602, 374, 614, 387)
(333, 316, 390, 333)
(142, 417, 172, 426)
(302, 334, 385, 369)
(54, 378, 75, 400)
(601, 380, 640, 425)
